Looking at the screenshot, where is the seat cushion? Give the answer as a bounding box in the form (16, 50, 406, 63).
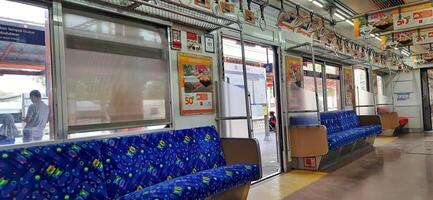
(320, 112, 342, 134)
(327, 128, 365, 151)
(0, 141, 108, 199)
(119, 164, 259, 200)
(337, 110, 360, 131)
(101, 126, 226, 199)
(360, 125, 382, 136)
(399, 117, 409, 126)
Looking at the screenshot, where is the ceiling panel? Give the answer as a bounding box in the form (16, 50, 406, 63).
(338, 0, 422, 14)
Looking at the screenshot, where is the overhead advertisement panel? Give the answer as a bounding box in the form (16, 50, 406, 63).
(354, 3, 433, 37)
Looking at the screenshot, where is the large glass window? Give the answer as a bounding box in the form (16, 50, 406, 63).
(63, 10, 170, 133)
(303, 61, 324, 112)
(354, 68, 368, 91)
(0, 1, 52, 145)
(325, 65, 341, 111)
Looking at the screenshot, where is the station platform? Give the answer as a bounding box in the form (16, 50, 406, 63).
(249, 133, 433, 200)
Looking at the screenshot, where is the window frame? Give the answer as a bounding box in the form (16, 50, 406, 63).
(302, 59, 343, 112)
(59, 6, 173, 134)
(0, 0, 57, 144)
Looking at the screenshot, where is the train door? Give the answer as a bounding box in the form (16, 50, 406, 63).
(218, 36, 281, 178)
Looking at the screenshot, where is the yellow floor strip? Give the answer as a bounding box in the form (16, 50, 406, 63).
(248, 170, 327, 200)
(374, 136, 398, 147)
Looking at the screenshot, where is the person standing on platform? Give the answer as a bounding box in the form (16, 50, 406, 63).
(23, 90, 49, 142)
(0, 114, 19, 145)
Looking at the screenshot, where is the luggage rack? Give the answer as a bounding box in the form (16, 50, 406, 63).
(64, 0, 240, 31)
(285, 41, 384, 68)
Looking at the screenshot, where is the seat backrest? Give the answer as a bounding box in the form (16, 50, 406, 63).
(337, 110, 360, 131)
(101, 126, 226, 199)
(290, 115, 319, 126)
(320, 112, 342, 134)
(0, 140, 108, 199)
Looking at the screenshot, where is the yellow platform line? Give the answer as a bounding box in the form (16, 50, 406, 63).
(374, 136, 398, 147)
(248, 170, 327, 200)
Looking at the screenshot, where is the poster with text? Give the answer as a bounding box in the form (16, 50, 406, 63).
(178, 53, 214, 115)
(285, 55, 303, 88)
(343, 67, 354, 106)
(393, 3, 433, 30)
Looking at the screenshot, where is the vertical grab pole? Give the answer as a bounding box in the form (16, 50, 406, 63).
(367, 44, 377, 115)
(240, 24, 253, 138)
(310, 35, 321, 123)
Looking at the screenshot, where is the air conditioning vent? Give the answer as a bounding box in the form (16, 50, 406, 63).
(370, 0, 405, 9)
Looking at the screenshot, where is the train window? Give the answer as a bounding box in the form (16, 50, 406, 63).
(377, 75, 384, 96)
(63, 9, 170, 133)
(303, 60, 324, 112)
(354, 68, 368, 91)
(0, 1, 52, 145)
(325, 65, 341, 111)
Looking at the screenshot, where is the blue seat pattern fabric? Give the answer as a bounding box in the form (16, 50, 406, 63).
(319, 112, 342, 134)
(101, 126, 227, 199)
(119, 164, 259, 200)
(361, 125, 382, 137)
(338, 110, 360, 131)
(0, 141, 108, 200)
(327, 128, 365, 151)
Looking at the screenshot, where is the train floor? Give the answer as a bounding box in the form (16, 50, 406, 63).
(249, 132, 433, 200)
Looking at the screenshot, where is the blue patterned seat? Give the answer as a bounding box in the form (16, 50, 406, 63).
(0, 126, 260, 199)
(0, 141, 108, 199)
(119, 164, 259, 200)
(319, 110, 382, 151)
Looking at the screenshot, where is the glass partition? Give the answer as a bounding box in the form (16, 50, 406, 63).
(356, 87, 375, 115)
(287, 82, 318, 112)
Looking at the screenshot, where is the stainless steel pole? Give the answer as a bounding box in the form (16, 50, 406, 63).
(310, 35, 321, 123)
(240, 25, 253, 138)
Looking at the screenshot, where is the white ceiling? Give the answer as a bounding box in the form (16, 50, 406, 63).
(338, 0, 420, 13)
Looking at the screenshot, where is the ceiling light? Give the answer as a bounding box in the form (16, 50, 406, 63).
(374, 36, 381, 41)
(345, 19, 354, 26)
(334, 13, 345, 20)
(312, 1, 323, 8)
(402, 51, 410, 56)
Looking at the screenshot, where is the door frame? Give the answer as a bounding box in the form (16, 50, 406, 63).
(217, 33, 285, 179)
(421, 68, 432, 131)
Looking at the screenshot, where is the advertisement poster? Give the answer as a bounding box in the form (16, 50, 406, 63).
(285, 55, 303, 88)
(178, 53, 214, 115)
(220, 1, 236, 16)
(171, 29, 181, 50)
(186, 31, 202, 52)
(244, 9, 256, 24)
(393, 4, 433, 30)
(354, 11, 393, 37)
(412, 28, 433, 45)
(194, 0, 211, 10)
(381, 31, 413, 49)
(343, 67, 354, 106)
